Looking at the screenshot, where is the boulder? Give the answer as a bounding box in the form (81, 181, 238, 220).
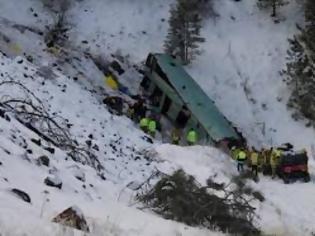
(52, 206, 89, 232)
(44, 176, 62, 189)
(38, 155, 50, 167)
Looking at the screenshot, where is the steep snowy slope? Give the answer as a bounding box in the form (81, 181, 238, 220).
(0, 51, 223, 236)
(189, 0, 310, 149)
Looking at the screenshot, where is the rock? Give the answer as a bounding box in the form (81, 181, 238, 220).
(109, 60, 125, 75)
(31, 138, 41, 146)
(141, 136, 153, 144)
(85, 140, 92, 147)
(44, 147, 55, 154)
(92, 144, 99, 151)
(38, 155, 50, 167)
(52, 206, 89, 232)
(11, 188, 31, 203)
(98, 173, 106, 181)
(73, 169, 85, 182)
(44, 176, 62, 189)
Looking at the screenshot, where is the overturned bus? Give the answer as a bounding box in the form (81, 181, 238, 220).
(140, 53, 244, 148)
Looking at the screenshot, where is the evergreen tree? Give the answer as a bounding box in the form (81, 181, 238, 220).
(257, 0, 289, 17)
(304, 0, 315, 52)
(284, 0, 315, 123)
(164, 0, 205, 65)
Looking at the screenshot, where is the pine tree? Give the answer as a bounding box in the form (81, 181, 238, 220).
(304, 0, 315, 52)
(257, 0, 289, 18)
(164, 0, 205, 65)
(284, 0, 315, 123)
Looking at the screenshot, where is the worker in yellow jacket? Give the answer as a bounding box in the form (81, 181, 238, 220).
(139, 117, 149, 133)
(148, 119, 157, 138)
(231, 146, 241, 160)
(270, 148, 282, 179)
(186, 128, 197, 146)
(250, 148, 259, 177)
(236, 149, 247, 172)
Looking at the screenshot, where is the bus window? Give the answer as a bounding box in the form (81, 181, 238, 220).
(140, 76, 150, 89)
(176, 106, 190, 128)
(161, 96, 172, 114)
(151, 86, 163, 107)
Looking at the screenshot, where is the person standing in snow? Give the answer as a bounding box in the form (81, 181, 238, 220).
(171, 127, 181, 145)
(148, 119, 157, 138)
(231, 146, 241, 160)
(270, 148, 282, 179)
(250, 148, 259, 177)
(236, 149, 247, 172)
(186, 128, 197, 146)
(139, 117, 149, 133)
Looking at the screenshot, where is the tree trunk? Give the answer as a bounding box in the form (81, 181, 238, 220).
(271, 2, 276, 17)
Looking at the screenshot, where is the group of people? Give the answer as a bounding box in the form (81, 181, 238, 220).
(231, 145, 300, 179)
(128, 98, 159, 138)
(127, 97, 199, 145)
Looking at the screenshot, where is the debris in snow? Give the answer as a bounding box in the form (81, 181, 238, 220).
(73, 168, 86, 182)
(52, 206, 89, 233)
(126, 181, 142, 191)
(44, 147, 55, 154)
(92, 144, 99, 151)
(85, 140, 92, 147)
(37, 155, 50, 167)
(44, 176, 62, 189)
(11, 188, 31, 203)
(31, 138, 42, 146)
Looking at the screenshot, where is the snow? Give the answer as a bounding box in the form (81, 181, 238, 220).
(189, 0, 310, 150)
(0, 0, 314, 235)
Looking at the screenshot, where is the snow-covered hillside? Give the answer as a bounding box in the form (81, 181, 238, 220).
(0, 49, 222, 236)
(0, 0, 315, 235)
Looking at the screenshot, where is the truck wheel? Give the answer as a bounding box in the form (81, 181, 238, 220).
(304, 174, 310, 183)
(283, 177, 290, 184)
(281, 173, 290, 184)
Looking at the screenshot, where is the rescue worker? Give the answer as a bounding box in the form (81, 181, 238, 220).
(139, 117, 149, 133)
(186, 128, 197, 146)
(132, 99, 147, 122)
(127, 103, 135, 119)
(261, 147, 271, 175)
(148, 119, 157, 138)
(236, 149, 247, 172)
(231, 146, 241, 160)
(250, 148, 259, 177)
(171, 128, 181, 145)
(270, 148, 282, 179)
